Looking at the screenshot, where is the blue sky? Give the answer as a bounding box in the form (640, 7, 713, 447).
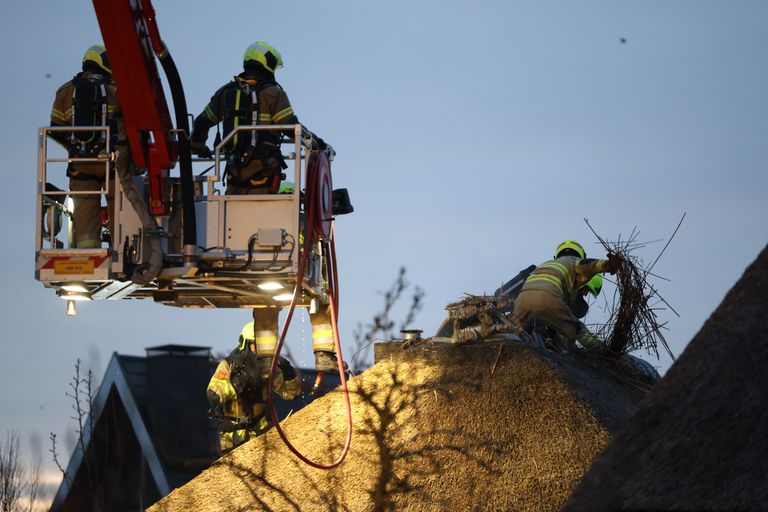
(0, 0, 766, 494)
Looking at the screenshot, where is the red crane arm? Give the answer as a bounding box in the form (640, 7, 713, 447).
(91, 0, 176, 215)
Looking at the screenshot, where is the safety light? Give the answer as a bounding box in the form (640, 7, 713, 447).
(58, 290, 92, 301)
(272, 293, 295, 302)
(258, 282, 284, 291)
(62, 283, 88, 293)
(66, 300, 77, 317)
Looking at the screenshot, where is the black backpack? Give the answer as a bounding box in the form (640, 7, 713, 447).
(220, 79, 280, 168)
(69, 73, 111, 157)
(226, 348, 266, 406)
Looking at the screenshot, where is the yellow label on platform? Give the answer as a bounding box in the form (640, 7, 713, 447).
(54, 259, 95, 275)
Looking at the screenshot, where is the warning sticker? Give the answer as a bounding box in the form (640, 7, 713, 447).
(53, 259, 95, 275)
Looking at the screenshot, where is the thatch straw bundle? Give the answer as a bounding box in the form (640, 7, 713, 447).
(446, 295, 513, 343)
(586, 220, 677, 360)
(149, 341, 646, 512)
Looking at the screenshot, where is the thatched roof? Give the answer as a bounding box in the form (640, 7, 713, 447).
(565, 243, 768, 511)
(149, 338, 648, 512)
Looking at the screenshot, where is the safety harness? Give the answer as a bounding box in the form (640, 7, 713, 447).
(214, 412, 268, 433)
(221, 77, 287, 191)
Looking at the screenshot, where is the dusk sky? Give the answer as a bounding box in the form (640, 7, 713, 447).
(1, 0, 766, 498)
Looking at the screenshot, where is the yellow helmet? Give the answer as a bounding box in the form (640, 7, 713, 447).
(555, 240, 586, 259)
(82, 44, 111, 74)
(238, 321, 255, 350)
(243, 41, 283, 73)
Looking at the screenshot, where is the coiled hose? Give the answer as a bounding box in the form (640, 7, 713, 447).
(266, 150, 352, 469)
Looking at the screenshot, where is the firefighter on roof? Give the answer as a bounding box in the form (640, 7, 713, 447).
(49, 45, 125, 248)
(512, 240, 618, 352)
(190, 41, 298, 195)
(207, 319, 300, 454)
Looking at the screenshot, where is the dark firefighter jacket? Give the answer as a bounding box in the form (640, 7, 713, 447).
(49, 70, 125, 179)
(190, 73, 298, 188)
(190, 73, 297, 151)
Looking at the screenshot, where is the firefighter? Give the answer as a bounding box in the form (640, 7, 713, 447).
(189, 41, 298, 195)
(207, 320, 301, 454)
(49, 45, 124, 248)
(512, 240, 618, 352)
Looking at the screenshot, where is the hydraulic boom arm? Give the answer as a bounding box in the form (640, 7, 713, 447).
(92, 0, 175, 214)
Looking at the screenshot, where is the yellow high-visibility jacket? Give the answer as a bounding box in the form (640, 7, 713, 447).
(207, 356, 300, 427)
(521, 255, 609, 306)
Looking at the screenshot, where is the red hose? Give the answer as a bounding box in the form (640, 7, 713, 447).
(266, 152, 352, 469)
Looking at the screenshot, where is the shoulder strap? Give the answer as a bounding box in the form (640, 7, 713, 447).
(97, 77, 109, 134)
(93, 77, 108, 146)
(249, 86, 258, 150)
(237, 79, 276, 153)
(251, 79, 279, 151)
(70, 75, 80, 132)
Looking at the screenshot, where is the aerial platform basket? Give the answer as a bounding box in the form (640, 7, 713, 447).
(35, 123, 348, 310)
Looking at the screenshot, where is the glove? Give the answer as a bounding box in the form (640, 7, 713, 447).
(314, 137, 327, 151)
(277, 357, 297, 380)
(604, 253, 619, 275)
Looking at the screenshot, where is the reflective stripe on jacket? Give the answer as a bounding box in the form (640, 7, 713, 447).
(190, 73, 297, 148)
(521, 255, 608, 304)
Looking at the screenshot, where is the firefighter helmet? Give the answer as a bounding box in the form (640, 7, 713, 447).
(238, 321, 255, 350)
(82, 44, 111, 74)
(555, 240, 586, 259)
(243, 41, 283, 73)
(584, 274, 603, 297)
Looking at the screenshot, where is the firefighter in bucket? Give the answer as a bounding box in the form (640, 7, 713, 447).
(189, 41, 297, 195)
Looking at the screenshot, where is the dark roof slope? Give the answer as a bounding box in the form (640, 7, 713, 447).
(149, 339, 648, 512)
(50, 348, 219, 511)
(565, 243, 768, 511)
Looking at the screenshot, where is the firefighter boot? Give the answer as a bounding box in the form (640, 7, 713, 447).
(311, 305, 348, 372)
(252, 307, 280, 358)
(311, 305, 334, 369)
(314, 350, 339, 372)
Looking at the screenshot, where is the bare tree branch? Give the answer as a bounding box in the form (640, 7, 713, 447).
(0, 430, 41, 512)
(350, 267, 425, 373)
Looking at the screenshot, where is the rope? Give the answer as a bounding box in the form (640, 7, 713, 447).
(266, 151, 352, 469)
